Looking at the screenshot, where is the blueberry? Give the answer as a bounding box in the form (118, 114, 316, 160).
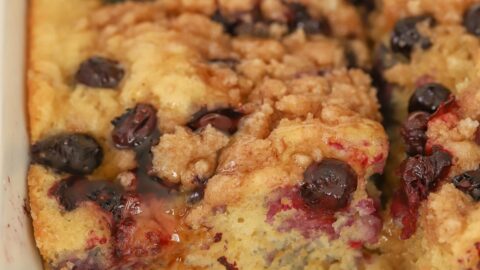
(187, 108, 243, 134)
(75, 56, 125, 88)
(453, 169, 480, 200)
(31, 133, 103, 175)
(464, 4, 480, 36)
(401, 111, 430, 156)
(400, 148, 452, 206)
(52, 176, 122, 212)
(86, 182, 123, 212)
(111, 104, 158, 149)
(300, 159, 357, 210)
(408, 83, 451, 113)
(390, 15, 434, 57)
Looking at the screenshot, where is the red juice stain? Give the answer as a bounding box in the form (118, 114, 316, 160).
(266, 186, 337, 238)
(86, 231, 108, 250)
(390, 189, 418, 240)
(213, 233, 223, 243)
(328, 140, 345, 150)
(217, 256, 238, 270)
(349, 241, 363, 249)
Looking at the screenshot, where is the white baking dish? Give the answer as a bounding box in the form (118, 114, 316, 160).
(0, 0, 42, 269)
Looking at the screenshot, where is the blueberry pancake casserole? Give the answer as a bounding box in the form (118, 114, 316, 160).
(26, 0, 480, 269)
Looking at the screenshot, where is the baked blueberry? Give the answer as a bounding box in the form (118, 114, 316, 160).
(52, 176, 123, 212)
(452, 169, 480, 200)
(401, 148, 452, 207)
(390, 15, 434, 57)
(187, 108, 243, 134)
(401, 111, 430, 156)
(75, 56, 125, 88)
(31, 133, 103, 175)
(112, 104, 158, 149)
(300, 159, 357, 210)
(408, 83, 451, 113)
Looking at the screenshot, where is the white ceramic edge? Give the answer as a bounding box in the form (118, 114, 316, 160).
(0, 0, 42, 269)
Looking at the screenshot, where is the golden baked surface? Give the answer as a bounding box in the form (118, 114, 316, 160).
(28, 1, 389, 269)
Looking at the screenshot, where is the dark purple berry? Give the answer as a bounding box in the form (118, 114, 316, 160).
(390, 15, 434, 57)
(300, 159, 357, 210)
(464, 4, 480, 37)
(400, 147, 452, 207)
(452, 169, 480, 200)
(287, 3, 331, 35)
(86, 182, 123, 213)
(51, 176, 84, 211)
(187, 108, 243, 134)
(112, 104, 158, 149)
(429, 147, 453, 179)
(51, 176, 122, 212)
(401, 111, 430, 156)
(408, 83, 451, 113)
(392, 147, 451, 239)
(31, 133, 103, 175)
(75, 56, 125, 88)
